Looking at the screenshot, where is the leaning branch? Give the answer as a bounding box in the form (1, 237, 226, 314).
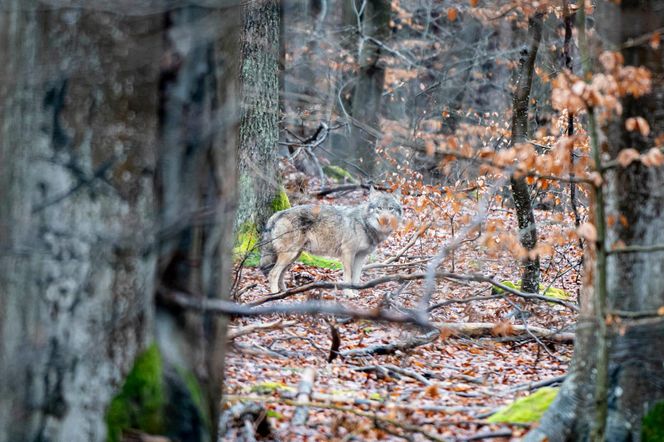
(607, 243, 664, 255)
(247, 271, 578, 312)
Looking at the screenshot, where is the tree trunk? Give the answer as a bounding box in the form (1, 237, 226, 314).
(509, 12, 543, 294)
(237, 0, 281, 233)
(348, 0, 390, 178)
(525, 1, 664, 440)
(0, 2, 159, 440)
(156, 4, 241, 439)
(0, 2, 241, 441)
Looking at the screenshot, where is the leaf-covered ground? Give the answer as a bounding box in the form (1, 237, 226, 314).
(224, 174, 581, 441)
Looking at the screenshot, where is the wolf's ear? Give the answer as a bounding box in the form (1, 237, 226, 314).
(369, 185, 378, 197)
(392, 187, 402, 199)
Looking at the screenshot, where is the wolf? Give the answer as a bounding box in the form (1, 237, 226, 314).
(260, 188, 402, 294)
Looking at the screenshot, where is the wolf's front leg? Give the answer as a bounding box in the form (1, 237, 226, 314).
(351, 252, 367, 286)
(341, 252, 356, 297)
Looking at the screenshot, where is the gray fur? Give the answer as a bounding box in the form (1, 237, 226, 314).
(259, 188, 402, 294)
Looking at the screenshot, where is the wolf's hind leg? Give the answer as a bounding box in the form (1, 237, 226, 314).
(268, 250, 300, 293)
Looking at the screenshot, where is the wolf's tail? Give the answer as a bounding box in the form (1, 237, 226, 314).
(259, 222, 276, 277)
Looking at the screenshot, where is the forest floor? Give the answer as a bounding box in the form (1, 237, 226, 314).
(224, 173, 581, 441)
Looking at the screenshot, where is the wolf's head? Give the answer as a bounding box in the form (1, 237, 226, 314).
(365, 187, 402, 235)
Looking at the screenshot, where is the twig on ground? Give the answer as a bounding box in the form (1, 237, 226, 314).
(292, 367, 316, 426)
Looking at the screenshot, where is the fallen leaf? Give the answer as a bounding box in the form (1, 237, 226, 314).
(616, 148, 640, 167)
(447, 7, 458, 21)
(492, 321, 515, 337)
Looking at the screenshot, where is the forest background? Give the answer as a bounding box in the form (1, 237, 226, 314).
(0, 0, 663, 441)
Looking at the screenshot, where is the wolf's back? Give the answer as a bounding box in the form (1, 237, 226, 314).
(259, 216, 278, 277)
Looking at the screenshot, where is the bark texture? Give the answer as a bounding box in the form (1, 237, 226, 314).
(156, 4, 241, 437)
(348, 0, 390, 177)
(0, 2, 241, 441)
(237, 0, 281, 232)
(525, 1, 664, 440)
(0, 2, 159, 440)
(509, 12, 543, 294)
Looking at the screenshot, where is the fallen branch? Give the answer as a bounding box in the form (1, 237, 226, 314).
(227, 319, 297, 340)
(217, 401, 272, 442)
(433, 322, 575, 344)
(504, 375, 567, 394)
(342, 329, 439, 358)
(292, 367, 316, 426)
(353, 364, 432, 385)
(231, 343, 289, 359)
(223, 396, 451, 442)
(227, 392, 490, 414)
(460, 430, 514, 441)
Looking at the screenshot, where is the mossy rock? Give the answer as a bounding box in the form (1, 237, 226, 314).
(323, 165, 357, 183)
(643, 400, 664, 441)
(106, 344, 166, 442)
(298, 252, 342, 270)
(487, 387, 559, 424)
(494, 280, 571, 300)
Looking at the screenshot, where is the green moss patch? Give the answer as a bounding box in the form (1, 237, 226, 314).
(106, 344, 166, 442)
(487, 387, 558, 424)
(298, 252, 342, 270)
(642, 400, 664, 441)
(323, 165, 357, 183)
(493, 280, 571, 299)
(234, 221, 261, 267)
(249, 381, 296, 394)
(271, 187, 291, 212)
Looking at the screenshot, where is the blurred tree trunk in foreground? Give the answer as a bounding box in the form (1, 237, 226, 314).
(525, 1, 664, 440)
(236, 0, 281, 233)
(0, 2, 159, 440)
(0, 1, 240, 441)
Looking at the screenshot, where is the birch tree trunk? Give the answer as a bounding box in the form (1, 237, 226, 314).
(525, 1, 664, 440)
